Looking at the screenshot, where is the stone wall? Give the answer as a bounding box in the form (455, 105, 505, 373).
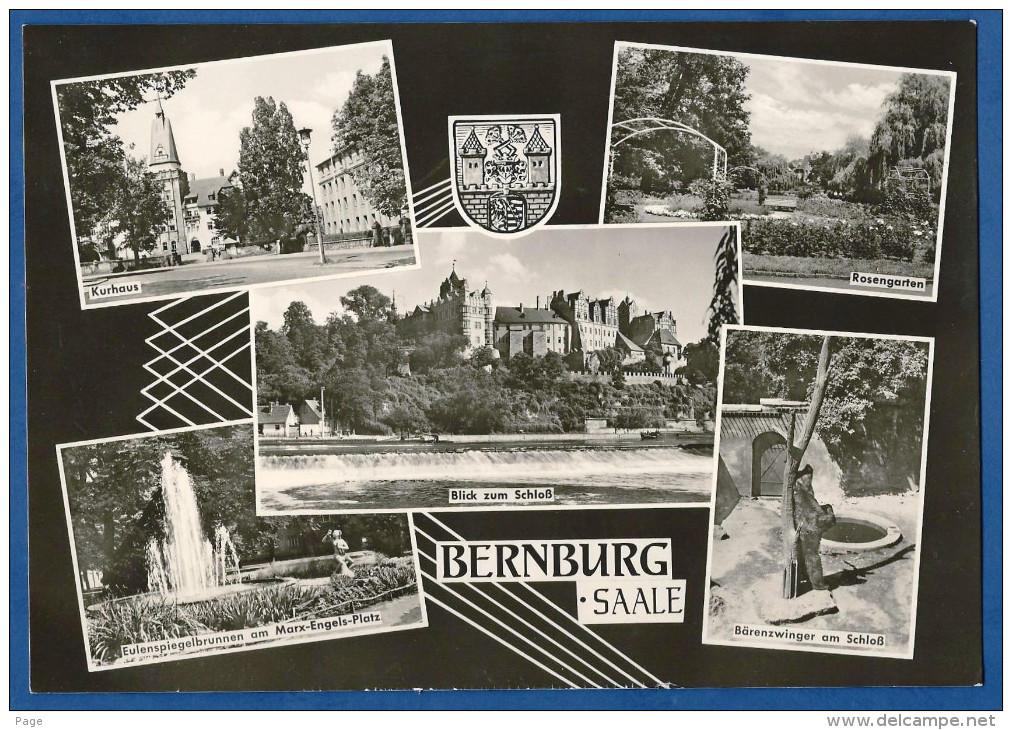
(459, 186, 555, 230)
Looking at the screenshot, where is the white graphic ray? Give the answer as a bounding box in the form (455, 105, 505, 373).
(413, 526, 616, 688)
(416, 511, 664, 688)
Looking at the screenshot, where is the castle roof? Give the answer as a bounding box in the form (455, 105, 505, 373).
(616, 331, 644, 352)
(655, 329, 681, 347)
(460, 127, 486, 156)
(149, 103, 180, 167)
(183, 176, 232, 207)
(525, 124, 552, 155)
(494, 306, 566, 325)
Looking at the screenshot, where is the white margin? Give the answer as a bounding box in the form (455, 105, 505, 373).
(51, 39, 422, 311)
(597, 40, 959, 304)
(252, 220, 744, 516)
(55, 418, 429, 673)
(699, 323, 935, 660)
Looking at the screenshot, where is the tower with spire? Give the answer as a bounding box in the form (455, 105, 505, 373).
(149, 97, 189, 255)
(459, 127, 487, 189)
(524, 124, 552, 186)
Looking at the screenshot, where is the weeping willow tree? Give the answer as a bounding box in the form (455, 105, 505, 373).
(707, 226, 740, 344)
(867, 74, 952, 200)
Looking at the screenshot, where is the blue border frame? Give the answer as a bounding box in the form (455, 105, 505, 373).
(10, 9, 1001, 711)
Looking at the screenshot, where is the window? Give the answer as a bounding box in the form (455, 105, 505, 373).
(171, 240, 177, 252)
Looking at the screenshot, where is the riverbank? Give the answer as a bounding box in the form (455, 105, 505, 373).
(259, 430, 714, 453)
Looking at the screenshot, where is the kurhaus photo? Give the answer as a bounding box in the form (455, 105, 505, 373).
(703, 326, 932, 658)
(57, 423, 425, 671)
(601, 43, 955, 299)
(53, 41, 417, 308)
(252, 223, 742, 513)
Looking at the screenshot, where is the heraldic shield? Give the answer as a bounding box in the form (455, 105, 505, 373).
(449, 115, 560, 236)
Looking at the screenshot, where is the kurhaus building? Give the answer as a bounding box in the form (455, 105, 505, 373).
(315, 148, 397, 236)
(148, 101, 237, 257)
(398, 265, 686, 373)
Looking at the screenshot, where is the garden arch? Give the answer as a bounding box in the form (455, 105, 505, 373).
(610, 117, 728, 181)
(751, 430, 788, 497)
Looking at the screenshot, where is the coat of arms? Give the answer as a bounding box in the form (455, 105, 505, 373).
(448, 115, 560, 236)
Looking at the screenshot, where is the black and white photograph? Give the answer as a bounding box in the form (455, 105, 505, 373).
(252, 223, 742, 513)
(56, 422, 426, 671)
(600, 42, 956, 300)
(703, 326, 933, 658)
(53, 41, 418, 309)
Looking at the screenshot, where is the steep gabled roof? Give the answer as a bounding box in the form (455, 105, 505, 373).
(299, 399, 323, 425)
(656, 329, 681, 347)
(183, 176, 232, 207)
(616, 331, 644, 352)
(524, 124, 552, 155)
(460, 127, 486, 156)
(260, 404, 295, 425)
(494, 306, 566, 325)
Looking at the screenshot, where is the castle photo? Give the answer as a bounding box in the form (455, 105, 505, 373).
(250, 224, 742, 513)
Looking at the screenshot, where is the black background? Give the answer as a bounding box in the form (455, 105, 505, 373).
(24, 21, 980, 691)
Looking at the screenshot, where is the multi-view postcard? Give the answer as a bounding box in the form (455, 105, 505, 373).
(600, 43, 956, 301)
(252, 223, 742, 513)
(56, 422, 427, 671)
(703, 325, 933, 659)
(52, 40, 418, 309)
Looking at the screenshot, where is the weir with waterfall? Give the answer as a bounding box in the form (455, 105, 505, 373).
(145, 453, 240, 599)
(257, 439, 714, 511)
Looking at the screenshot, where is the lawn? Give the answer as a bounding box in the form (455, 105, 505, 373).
(743, 253, 935, 281)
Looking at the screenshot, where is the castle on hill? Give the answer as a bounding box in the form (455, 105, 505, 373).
(398, 264, 685, 374)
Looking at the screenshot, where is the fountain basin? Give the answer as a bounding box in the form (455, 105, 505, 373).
(820, 511, 902, 554)
(87, 578, 296, 610)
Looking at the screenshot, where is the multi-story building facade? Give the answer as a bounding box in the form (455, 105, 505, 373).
(315, 149, 398, 236)
(399, 266, 686, 372)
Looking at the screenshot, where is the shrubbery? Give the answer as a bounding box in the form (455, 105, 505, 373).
(742, 216, 922, 261)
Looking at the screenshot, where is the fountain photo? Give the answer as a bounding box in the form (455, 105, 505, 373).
(53, 41, 417, 309)
(57, 423, 426, 671)
(600, 42, 956, 300)
(251, 223, 742, 513)
(703, 325, 933, 658)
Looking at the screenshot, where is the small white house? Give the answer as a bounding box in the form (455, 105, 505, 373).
(259, 404, 298, 437)
(298, 399, 327, 437)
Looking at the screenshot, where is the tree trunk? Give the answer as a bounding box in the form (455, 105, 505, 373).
(781, 335, 833, 598)
(103, 510, 116, 575)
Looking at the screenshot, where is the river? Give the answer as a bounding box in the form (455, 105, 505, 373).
(257, 436, 714, 512)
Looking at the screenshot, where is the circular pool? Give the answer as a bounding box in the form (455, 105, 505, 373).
(820, 511, 902, 554)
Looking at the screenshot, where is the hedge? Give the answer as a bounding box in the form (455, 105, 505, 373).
(742, 217, 928, 262)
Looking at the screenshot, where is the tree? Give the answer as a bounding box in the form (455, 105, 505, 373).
(707, 226, 740, 343)
(55, 70, 195, 240)
(112, 155, 170, 260)
(408, 332, 469, 373)
(680, 340, 719, 384)
(340, 285, 393, 322)
(610, 48, 753, 192)
(331, 57, 407, 218)
(213, 186, 248, 244)
(868, 74, 952, 198)
(237, 96, 312, 243)
(281, 301, 327, 372)
(255, 321, 313, 404)
(593, 347, 624, 374)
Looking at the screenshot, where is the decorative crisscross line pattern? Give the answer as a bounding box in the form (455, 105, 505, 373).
(412, 512, 667, 689)
(137, 291, 253, 431)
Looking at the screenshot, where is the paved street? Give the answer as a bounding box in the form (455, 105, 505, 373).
(81, 247, 416, 305)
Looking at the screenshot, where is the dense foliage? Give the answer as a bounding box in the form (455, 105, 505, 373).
(236, 96, 313, 243)
(331, 57, 407, 218)
(722, 331, 930, 493)
(741, 216, 929, 262)
(60, 425, 411, 588)
(256, 291, 715, 437)
(56, 70, 195, 243)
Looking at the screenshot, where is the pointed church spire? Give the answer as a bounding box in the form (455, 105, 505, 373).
(149, 94, 180, 169)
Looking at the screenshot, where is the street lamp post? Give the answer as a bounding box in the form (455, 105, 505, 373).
(297, 127, 327, 265)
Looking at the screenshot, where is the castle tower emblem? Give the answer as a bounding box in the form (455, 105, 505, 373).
(448, 114, 560, 237)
